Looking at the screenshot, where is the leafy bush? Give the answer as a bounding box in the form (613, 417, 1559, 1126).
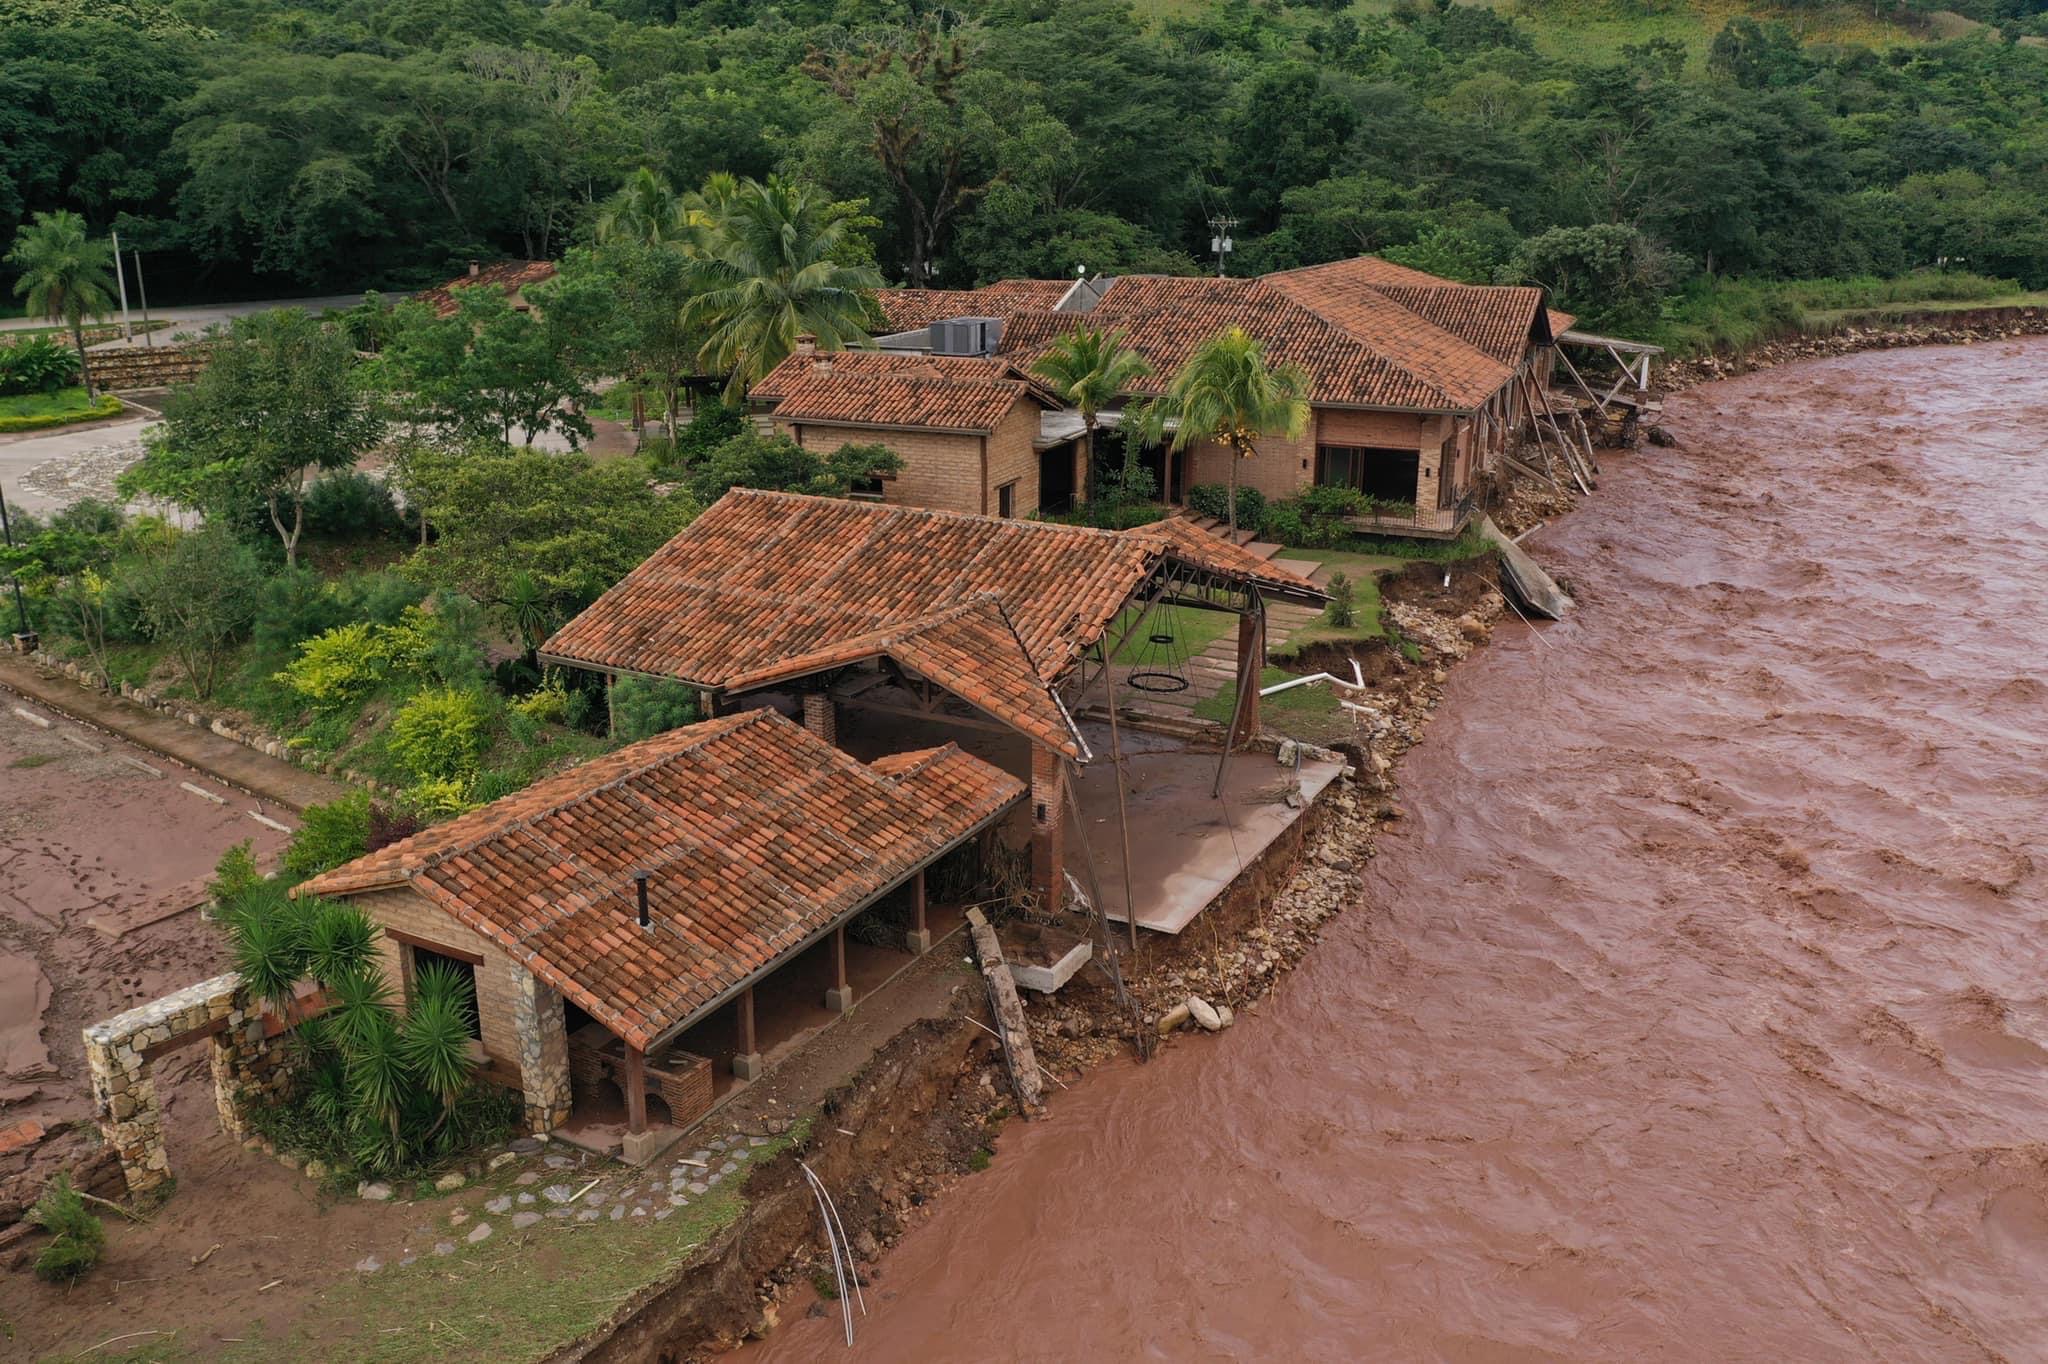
(250, 568, 355, 659)
(282, 792, 372, 880)
(1326, 572, 1356, 628)
(1185, 482, 1265, 529)
(0, 335, 81, 395)
(1260, 486, 1367, 548)
(684, 431, 903, 504)
(275, 621, 394, 709)
(303, 471, 404, 541)
(668, 395, 748, 465)
(129, 526, 264, 698)
(511, 676, 571, 724)
(208, 840, 263, 907)
(402, 775, 478, 818)
(610, 675, 700, 742)
(389, 687, 492, 782)
(29, 1174, 105, 1283)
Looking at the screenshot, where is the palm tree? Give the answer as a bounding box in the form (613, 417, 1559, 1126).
(6, 211, 117, 399)
(686, 177, 883, 397)
(593, 168, 688, 247)
(1146, 327, 1311, 539)
(1029, 325, 1152, 506)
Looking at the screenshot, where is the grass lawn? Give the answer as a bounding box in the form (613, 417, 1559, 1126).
(1110, 601, 1235, 664)
(0, 385, 123, 429)
(1196, 666, 1353, 746)
(1272, 565, 1389, 660)
(1805, 289, 2048, 327)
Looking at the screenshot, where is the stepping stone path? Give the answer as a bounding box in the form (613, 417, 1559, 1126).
(609, 1204, 626, 1221)
(485, 1196, 513, 1214)
(518, 1192, 536, 1205)
(577, 1209, 600, 1222)
(433, 1241, 456, 1257)
(656, 1208, 674, 1221)
(512, 1211, 542, 1230)
(355, 1254, 382, 1273)
(545, 1154, 574, 1169)
(515, 1172, 541, 1185)
(542, 1183, 579, 1204)
(467, 1222, 492, 1244)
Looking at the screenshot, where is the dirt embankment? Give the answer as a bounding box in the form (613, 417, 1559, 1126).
(1663, 305, 2048, 392)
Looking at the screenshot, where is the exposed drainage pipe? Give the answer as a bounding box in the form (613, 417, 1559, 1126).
(1258, 658, 1366, 698)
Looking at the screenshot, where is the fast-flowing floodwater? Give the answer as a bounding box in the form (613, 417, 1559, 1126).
(754, 339, 2048, 1362)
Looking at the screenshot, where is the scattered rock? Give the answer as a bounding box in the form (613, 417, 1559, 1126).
(1217, 1004, 1235, 1029)
(511, 1211, 541, 1230)
(354, 1254, 382, 1273)
(450, 1209, 470, 1226)
(609, 1203, 626, 1221)
(466, 1222, 492, 1244)
(1156, 1002, 1191, 1035)
(432, 1241, 455, 1257)
(576, 1208, 600, 1222)
(515, 1172, 541, 1186)
(358, 1181, 394, 1202)
(485, 1196, 513, 1214)
(1187, 996, 1223, 1032)
(487, 1152, 518, 1173)
(435, 1172, 466, 1193)
(302, 1159, 330, 1182)
(544, 1154, 573, 1169)
(542, 1184, 579, 1204)
(508, 1136, 542, 1155)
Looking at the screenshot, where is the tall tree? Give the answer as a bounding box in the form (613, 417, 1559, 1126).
(5, 211, 116, 399)
(685, 177, 881, 396)
(593, 166, 688, 247)
(1028, 325, 1151, 505)
(119, 309, 384, 568)
(1144, 328, 1309, 538)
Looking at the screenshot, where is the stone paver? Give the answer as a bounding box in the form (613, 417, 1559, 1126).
(511, 1211, 542, 1229)
(467, 1222, 492, 1243)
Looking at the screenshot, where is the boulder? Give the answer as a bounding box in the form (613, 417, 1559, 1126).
(358, 1181, 394, 1202)
(1187, 996, 1224, 1032)
(1156, 1003, 1191, 1035)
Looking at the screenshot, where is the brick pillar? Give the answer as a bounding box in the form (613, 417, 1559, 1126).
(511, 968, 571, 1134)
(1030, 744, 1065, 911)
(1235, 610, 1264, 746)
(802, 692, 836, 746)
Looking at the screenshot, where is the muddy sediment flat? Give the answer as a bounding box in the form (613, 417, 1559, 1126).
(750, 338, 2048, 1360)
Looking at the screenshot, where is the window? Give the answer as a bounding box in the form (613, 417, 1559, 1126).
(1316, 445, 1420, 504)
(997, 481, 1017, 517)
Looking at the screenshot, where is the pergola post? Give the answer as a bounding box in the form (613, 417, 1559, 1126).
(732, 985, 762, 1081)
(1029, 743, 1065, 911)
(906, 868, 932, 955)
(825, 925, 854, 1012)
(622, 1044, 647, 1135)
(1236, 609, 1264, 745)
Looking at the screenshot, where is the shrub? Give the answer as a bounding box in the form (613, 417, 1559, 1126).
(282, 792, 372, 880)
(511, 676, 571, 724)
(402, 775, 478, 818)
(1185, 482, 1265, 529)
(303, 471, 404, 541)
(610, 675, 700, 742)
(389, 687, 492, 782)
(366, 800, 421, 852)
(29, 1174, 105, 1283)
(1326, 572, 1357, 628)
(129, 526, 264, 698)
(208, 840, 263, 907)
(275, 622, 394, 709)
(0, 335, 82, 395)
(251, 569, 354, 659)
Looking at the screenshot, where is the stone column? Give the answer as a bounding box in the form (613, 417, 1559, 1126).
(511, 968, 571, 1134)
(802, 692, 837, 746)
(906, 868, 932, 955)
(1030, 744, 1065, 911)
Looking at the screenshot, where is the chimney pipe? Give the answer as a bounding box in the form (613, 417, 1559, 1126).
(634, 871, 650, 928)
(794, 332, 816, 357)
(468, 260, 480, 277)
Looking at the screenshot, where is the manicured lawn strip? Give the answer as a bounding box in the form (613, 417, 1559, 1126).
(0, 386, 123, 429)
(1109, 601, 1234, 665)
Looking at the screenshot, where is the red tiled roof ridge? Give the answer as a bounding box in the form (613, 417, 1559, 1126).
(299, 710, 771, 893)
(1260, 275, 1510, 408)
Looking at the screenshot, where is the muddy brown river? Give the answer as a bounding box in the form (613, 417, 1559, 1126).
(754, 340, 2048, 1362)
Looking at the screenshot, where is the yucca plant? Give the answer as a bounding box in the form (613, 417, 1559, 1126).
(228, 885, 310, 1013)
(401, 963, 479, 1139)
(304, 899, 377, 987)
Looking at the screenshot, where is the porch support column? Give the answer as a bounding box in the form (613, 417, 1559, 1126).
(825, 925, 855, 1012)
(801, 691, 837, 746)
(622, 1044, 647, 1135)
(511, 967, 571, 1135)
(906, 868, 932, 955)
(1030, 744, 1065, 911)
(1236, 610, 1264, 747)
(732, 985, 762, 1081)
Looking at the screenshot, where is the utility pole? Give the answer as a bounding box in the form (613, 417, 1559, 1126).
(111, 229, 133, 341)
(133, 248, 154, 348)
(1207, 214, 1238, 278)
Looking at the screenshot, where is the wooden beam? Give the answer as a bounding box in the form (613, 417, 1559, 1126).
(832, 925, 848, 994)
(737, 986, 756, 1056)
(380, 927, 484, 967)
(623, 1045, 647, 1134)
(911, 870, 928, 939)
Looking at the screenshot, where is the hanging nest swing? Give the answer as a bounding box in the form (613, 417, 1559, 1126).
(1125, 620, 1191, 693)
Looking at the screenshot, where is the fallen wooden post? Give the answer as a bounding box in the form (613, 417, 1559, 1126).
(964, 908, 1046, 1113)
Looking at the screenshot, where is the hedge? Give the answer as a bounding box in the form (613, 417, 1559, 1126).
(0, 394, 125, 432)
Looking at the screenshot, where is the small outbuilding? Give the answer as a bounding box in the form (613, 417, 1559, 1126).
(296, 708, 1022, 1160)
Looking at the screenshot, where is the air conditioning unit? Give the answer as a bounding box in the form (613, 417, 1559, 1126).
(928, 315, 1004, 357)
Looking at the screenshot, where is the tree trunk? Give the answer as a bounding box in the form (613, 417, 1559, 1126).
(1081, 416, 1097, 506)
(268, 490, 303, 569)
(71, 319, 97, 400)
(1226, 449, 1239, 539)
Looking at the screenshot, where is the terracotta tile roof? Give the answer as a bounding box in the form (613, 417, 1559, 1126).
(299, 709, 1023, 1050)
(874, 280, 1074, 332)
(766, 363, 1056, 435)
(538, 490, 1319, 747)
(752, 350, 1022, 403)
(413, 260, 558, 318)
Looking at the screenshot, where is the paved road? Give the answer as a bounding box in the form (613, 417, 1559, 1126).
(0, 411, 157, 516)
(1, 294, 366, 350)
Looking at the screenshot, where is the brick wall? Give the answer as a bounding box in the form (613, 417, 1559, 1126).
(348, 887, 524, 1074)
(782, 420, 991, 516)
(984, 401, 1041, 515)
(1183, 422, 1316, 501)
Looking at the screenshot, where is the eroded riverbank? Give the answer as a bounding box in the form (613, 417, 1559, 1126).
(750, 338, 2048, 1361)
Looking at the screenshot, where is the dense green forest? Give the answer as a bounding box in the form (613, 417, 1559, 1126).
(4, 0, 2047, 336)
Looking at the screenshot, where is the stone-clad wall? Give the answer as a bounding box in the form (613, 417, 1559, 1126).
(82, 972, 292, 1198)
